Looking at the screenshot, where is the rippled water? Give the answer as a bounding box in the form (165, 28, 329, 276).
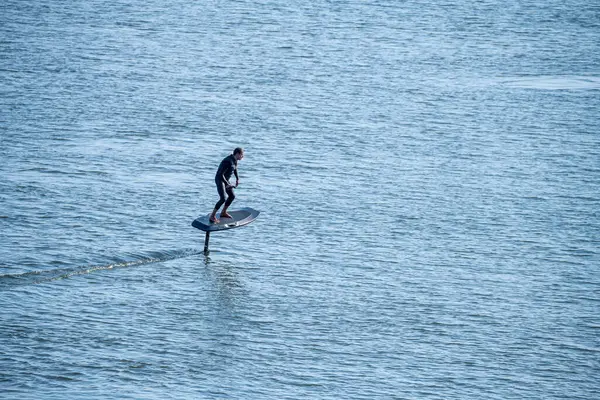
(1, 0, 599, 398)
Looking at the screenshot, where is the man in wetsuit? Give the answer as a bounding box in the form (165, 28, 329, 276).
(209, 147, 244, 223)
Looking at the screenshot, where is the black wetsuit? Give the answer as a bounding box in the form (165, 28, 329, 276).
(213, 154, 238, 211)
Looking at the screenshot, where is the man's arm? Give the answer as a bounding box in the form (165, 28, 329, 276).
(221, 174, 231, 187)
(218, 168, 231, 187)
(223, 159, 236, 188)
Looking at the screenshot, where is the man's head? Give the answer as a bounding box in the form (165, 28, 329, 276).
(233, 147, 244, 160)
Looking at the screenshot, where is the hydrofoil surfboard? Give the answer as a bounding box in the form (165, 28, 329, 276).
(192, 207, 260, 233)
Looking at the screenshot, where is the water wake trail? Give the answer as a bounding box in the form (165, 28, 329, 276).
(0, 248, 202, 288)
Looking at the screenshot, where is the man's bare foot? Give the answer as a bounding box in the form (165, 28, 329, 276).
(209, 216, 220, 224)
(220, 212, 233, 219)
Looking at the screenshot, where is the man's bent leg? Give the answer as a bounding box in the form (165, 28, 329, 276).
(210, 181, 227, 222)
(220, 187, 235, 218)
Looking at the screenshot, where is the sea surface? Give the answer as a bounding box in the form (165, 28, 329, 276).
(1, 0, 599, 399)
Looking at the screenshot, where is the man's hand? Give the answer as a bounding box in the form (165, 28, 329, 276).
(235, 179, 240, 188)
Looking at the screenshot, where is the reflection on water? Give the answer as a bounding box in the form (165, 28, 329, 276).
(202, 252, 246, 311)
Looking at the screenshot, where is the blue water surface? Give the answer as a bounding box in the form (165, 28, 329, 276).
(1, 0, 599, 399)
